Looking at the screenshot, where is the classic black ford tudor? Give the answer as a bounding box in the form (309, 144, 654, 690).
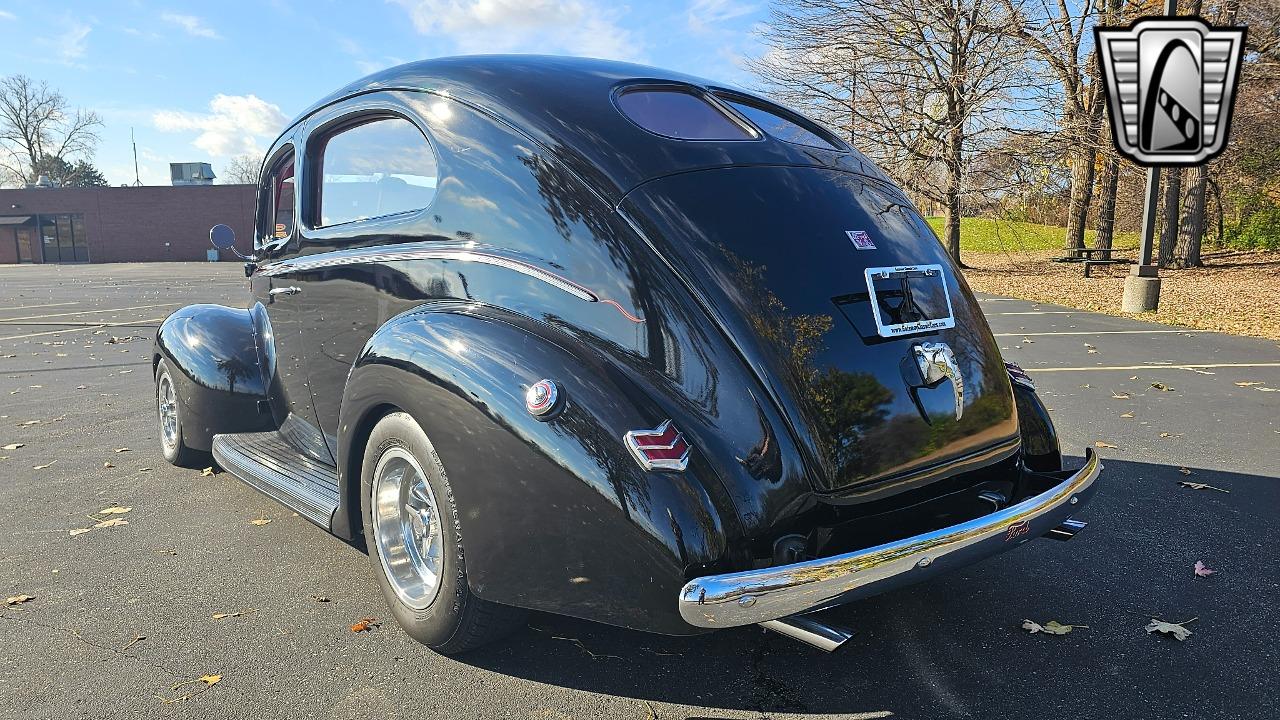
(153, 55, 1101, 654)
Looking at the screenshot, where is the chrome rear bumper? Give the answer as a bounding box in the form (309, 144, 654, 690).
(678, 450, 1103, 628)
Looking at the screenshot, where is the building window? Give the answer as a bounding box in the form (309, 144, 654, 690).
(29, 213, 89, 263)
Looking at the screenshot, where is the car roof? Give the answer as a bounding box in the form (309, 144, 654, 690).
(287, 55, 889, 202)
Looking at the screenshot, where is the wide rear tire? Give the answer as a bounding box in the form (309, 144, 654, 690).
(360, 411, 526, 654)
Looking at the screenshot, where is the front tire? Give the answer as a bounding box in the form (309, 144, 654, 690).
(155, 358, 201, 467)
(361, 411, 526, 654)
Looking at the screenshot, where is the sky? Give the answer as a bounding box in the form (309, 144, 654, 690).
(0, 0, 768, 186)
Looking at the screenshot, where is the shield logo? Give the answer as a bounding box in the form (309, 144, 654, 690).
(1095, 17, 1246, 165)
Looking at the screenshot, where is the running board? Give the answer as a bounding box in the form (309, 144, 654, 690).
(211, 431, 340, 529)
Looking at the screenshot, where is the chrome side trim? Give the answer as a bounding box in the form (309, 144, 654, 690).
(679, 450, 1103, 628)
(259, 245, 597, 302)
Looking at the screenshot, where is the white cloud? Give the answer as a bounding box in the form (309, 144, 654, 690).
(161, 12, 221, 39)
(390, 0, 643, 61)
(687, 0, 759, 34)
(152, 94, 288, 158)
(38, 21, 91, 64)
(0, 10, 17, 21)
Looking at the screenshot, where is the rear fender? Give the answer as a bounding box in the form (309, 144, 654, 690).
(1012, 380, 1061, 472)
(336, 301, 730, 635)
(152, 304, 273, 450)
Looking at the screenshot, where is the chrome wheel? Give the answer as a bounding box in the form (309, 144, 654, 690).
(157, 373, 179, 450)
(372, 446, 444, 610)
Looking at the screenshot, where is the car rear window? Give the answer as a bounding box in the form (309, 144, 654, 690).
(717, 94, 843, 150)
(616, 88, 755, 140)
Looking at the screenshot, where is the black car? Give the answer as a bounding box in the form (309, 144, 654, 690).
(153, 55, 1101, 654)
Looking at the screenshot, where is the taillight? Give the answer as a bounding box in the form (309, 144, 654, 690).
(624, 420, 690, 471)
(1005, 361, 1035, 390)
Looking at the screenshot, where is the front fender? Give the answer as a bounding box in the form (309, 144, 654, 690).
(336, 302, 732, 635)
(153, 304, 273, 450)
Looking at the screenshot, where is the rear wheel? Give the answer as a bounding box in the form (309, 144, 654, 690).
(361, 411, 526, 654)
(155, 358, 201, 467)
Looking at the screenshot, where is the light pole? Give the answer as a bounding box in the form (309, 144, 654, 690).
(1121, 0, 1178, 313)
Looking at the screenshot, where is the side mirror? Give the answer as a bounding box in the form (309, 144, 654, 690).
(210, 224, 236, 249)
(209, 224, 257, 262)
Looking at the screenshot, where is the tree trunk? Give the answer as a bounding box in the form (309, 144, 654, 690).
(1095, 155, 1120, 250)
(1158, 168, 1181, 267)
(945, 122, 965, 267)
(1064, 149, 1096, 249)
(1174, 166, 1207, 268)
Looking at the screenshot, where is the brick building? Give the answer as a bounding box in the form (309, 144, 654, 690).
(0, 184, 256, 264)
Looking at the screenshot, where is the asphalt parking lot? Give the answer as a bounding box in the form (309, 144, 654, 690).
(1, 262, 1277, 719)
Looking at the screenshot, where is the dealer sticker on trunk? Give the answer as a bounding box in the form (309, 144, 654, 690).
(846, 230, 876, 250)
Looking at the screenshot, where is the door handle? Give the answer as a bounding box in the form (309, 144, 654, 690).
(269, 286, 302, 297)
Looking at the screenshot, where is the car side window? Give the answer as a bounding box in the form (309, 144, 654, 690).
(317, 116, 438, 227)
(259, 149, 295, 249)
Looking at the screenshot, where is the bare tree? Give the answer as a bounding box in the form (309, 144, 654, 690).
(751, 0, 1030, 266)
(0, 75, 103, 187)
(221, 153, 262, 185)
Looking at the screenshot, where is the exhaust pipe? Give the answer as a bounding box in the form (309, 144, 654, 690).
(1043, 518, 1087, 541)
(759, 614, 855, 652)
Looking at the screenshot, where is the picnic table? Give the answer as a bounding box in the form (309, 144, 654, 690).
(1052, 247, 1132, 276)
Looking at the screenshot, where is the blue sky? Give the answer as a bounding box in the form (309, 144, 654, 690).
(0, 0, 767, 185)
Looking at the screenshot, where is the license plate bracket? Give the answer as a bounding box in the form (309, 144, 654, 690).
(863, 264, 956, 338)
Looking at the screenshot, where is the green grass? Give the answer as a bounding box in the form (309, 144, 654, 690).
(924, 217, 1139, 253)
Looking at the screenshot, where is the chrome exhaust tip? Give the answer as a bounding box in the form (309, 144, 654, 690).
(759, 614, 855, 652)
(1043, 518, 1088, 541)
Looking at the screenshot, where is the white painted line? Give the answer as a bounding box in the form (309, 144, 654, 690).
(0, 317, 166, 341)
(994, 330, 1199, 337)
(0, 303, 176, 322)
(1026, 362, 1280, 373)
(0, 302, 80, 312)
(988, 311, 1079, 316)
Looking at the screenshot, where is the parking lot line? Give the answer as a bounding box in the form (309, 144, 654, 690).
(988, 311, 1079, 315)
(0, 301, 80, 312)
(0, 303, 176, 322)
(1026, 362, 1280, 373)
(0, 317, 166, 341)
(994, 330, 1200, 336)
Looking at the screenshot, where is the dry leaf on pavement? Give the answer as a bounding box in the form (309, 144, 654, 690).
(1150, 382, 1174, 391)
(5, 594, 34, 606)
(1023, 619, 1087, 635)
(211, 609, 254, 620)
(99, 506, 131, 515)
(113, 447, 130, 453)
(93, 518, 129, 529)
(1, 443, 23, 450)
(1111, 393, 1130, 399)
(1120, 412, 1134, 418)
(1179, 467, 1192, 475)
(1094, 441, 1118, 449)
(351, 617, 380, 632)
(1234, 381, 1262, 387)
(1146, 618, 1195, 641)
(1194, 561, 1216, 577)
(103, 461, 114, 468)
(200, 467, 215, 477)
(33, 460, 57, 470)
(156, 674, 222, 704)
(249, 517, 271, 526)
(1179, 481, 1229, 493)
(69, 528, 91, 536)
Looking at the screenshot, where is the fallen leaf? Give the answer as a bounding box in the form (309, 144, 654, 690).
(200, 467, 215, 477)
(1234, 381, 1262, 387)
(99, 506, 132, 515)
(19, 420, 41, 426)
(1129, 375, 1139, 380)
(69, 528, 91, 536)
(249, 517, 271, 526)
(1021, 337, 1034, 344)
(1084, 343, 1096, 349)
(1, 443, 23, 450)
(1260, 387, 1279, 392)
(1111, 393, 1131, 399)
(1094, 441, 1118, 449)
(119, 369, 133, 375)
(113, 447, 130, 453)
(1150, 382, 1174, 391)
(1158, 432, 1178, 438)
(33, 460, 57, 470)
(200, 675, 220, 686)
(1120, 412, 1135, 418)
(103, 461, 114, 468)
(1179, 467, 1191, 475)
(1023, 619, 1086, 635)
(311, 594, 330, 603)
(93, 518, 129, 528)
(1194, 561, 1216, 577)
(351, 617, 379, 632)
(1087, 348, 1099, 354)
(5, 594, 34, 606)
(156, 674, 223, 704)
(1146, 618, 1195, 641)
(211, 610, 254, 620)
(1179, 481, 1230, 493)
